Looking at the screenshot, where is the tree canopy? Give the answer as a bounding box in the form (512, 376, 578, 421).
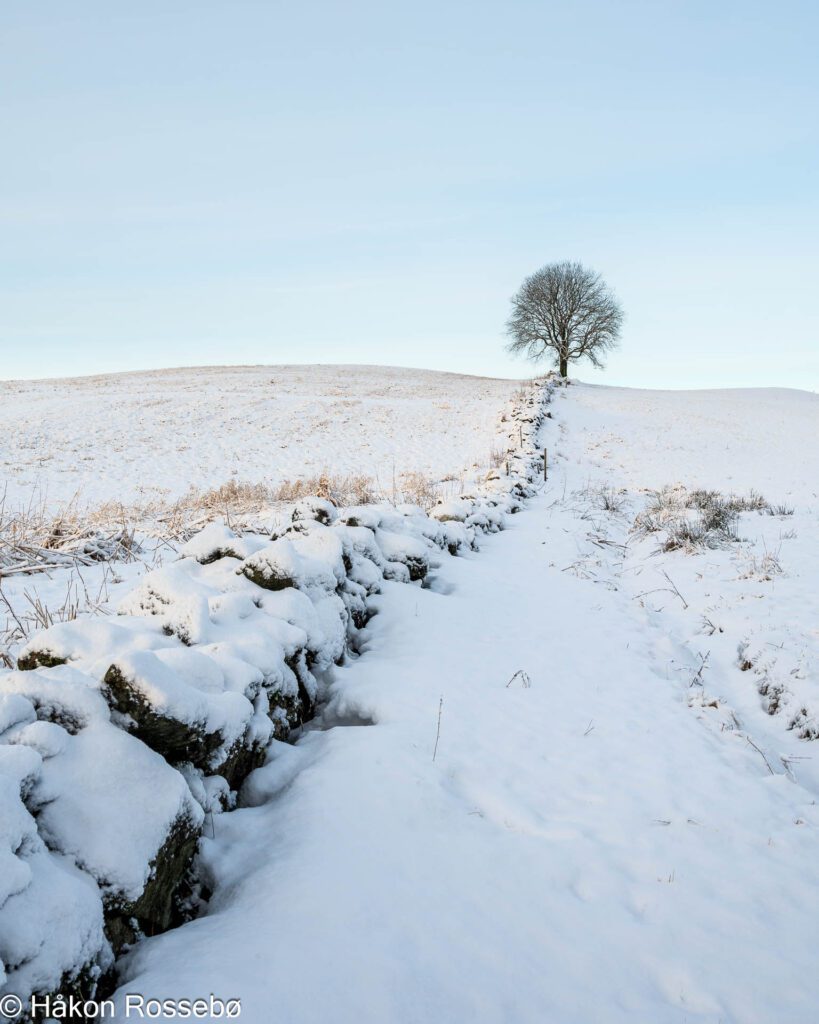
(506, 261, 623, 377)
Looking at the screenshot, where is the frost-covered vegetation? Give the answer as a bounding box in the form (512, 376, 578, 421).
(632, 485, 789, 551)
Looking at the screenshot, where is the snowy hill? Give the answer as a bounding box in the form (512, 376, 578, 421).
(558, 383, 819, 502)
(0, 364, 522, 513)
(2, 376, 819, 1023)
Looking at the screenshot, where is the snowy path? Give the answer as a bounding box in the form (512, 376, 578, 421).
(115, 461, 819, 1021)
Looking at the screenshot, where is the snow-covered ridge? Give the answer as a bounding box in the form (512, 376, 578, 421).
(0, 377, 556, 1007)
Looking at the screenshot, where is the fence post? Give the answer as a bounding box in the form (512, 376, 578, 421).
(543, 448, 548, 480)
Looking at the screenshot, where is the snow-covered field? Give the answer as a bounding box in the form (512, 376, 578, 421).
(562, 383, 819, 502)
(3, 373, 819, 1023)
(555, 382, 819, 749)
(0, 365, 522, 513)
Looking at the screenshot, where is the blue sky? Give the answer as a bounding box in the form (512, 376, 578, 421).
(2, 0, 817, 388)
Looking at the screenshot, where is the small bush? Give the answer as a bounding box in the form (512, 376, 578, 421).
(397, 471, 441, 509)
(726, 489, 769, 513)
(599, 486, 625, 513)
(577, 483, 626, 514)
(662, 519, 706, 551)
(698, 499, 739, 537)
(687, 489, 722, 510)
(488, 445, 508, 470)
(741, 547, 785, 580)
(634, 486, 743, 552)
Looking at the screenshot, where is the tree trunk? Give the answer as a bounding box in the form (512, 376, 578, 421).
(559, 354, 568, 378)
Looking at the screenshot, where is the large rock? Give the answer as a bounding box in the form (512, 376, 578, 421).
(102, 653, 253, 772)
(0, 716, 111, 1005)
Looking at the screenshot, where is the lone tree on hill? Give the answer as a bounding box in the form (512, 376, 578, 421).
(505, 261, 623, 378)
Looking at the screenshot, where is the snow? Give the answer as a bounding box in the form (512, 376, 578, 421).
(3, 372, 819, 1020)
(0, 842, 108, 999)
(0, 364, 522, 513)
(31, 719, 203, 903)
(17, 618, 177, 677)
(0, 703, 111, 998)
(179, 523, 265, 565)
(0, 668, 204, 909)
(0, 373, 548, 1009)
(551, 382, 819, 757)
(239, 536, 343, 594)
(110, 380, 819, 1023)
(105, 650, 255, 744)
(1, 665, 113, 731)
(558, 383, 819, 502)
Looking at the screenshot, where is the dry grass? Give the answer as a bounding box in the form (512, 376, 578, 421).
(0, 467, 448, 663)
(0, 466, 451, 580)
(0, 561, 123, 667)
(166, 471, 440, 519)
(488, 444, 513, 472)
(740, 544, 785, 581)
(0, 488, 140, 577)
(632, 485, 796, 557)
(396, 471, 442, 508)
(573, 483, 628, 517)
(630, 486, 786, 552)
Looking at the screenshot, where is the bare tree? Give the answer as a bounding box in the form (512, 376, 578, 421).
(505, 261, 623, 378)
